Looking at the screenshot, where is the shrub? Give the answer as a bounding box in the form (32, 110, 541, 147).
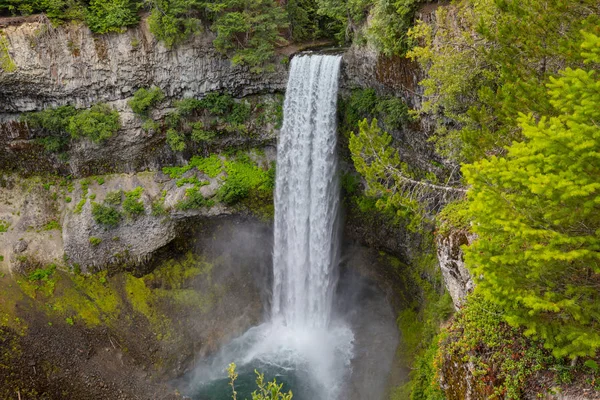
(166, 129, 186, 151)
(91, 202, 122, 228)
(67, 104, 121, 143)
(128, 86, 165, 116)
(174, 98, 204, 116)
(122, 187, 145, 217)
(190, 154, 223, 178)
(176, 187, 213, 210)
(28, 264, 57, 282)
(104, 190, 122, 205)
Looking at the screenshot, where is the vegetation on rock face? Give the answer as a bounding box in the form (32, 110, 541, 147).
(163, 92, 279, 152)
(0, 31, 16, 72)
(91, 202, 122, 228)
(129, 86, 165, 116)
(23, 103, 121, 151)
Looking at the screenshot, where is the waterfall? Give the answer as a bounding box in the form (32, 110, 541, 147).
(272, 54, 343, 329)
(190, 54, 353, 400)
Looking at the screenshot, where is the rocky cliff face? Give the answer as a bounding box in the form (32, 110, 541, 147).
(0, 17, 287, 113)
(436, 231, 475, 309)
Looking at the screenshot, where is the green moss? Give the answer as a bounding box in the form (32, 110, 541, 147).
(89, 236, 102, 246)
(42, 220, 61, 231)
(191, 154, 224, 178)
(151, 190, 168, 216)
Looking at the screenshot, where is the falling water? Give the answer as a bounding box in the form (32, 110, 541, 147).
(190, 55, 353, 400)
(272, 54, 343, 329)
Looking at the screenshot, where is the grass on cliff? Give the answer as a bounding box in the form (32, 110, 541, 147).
(9, 252, 216, 344)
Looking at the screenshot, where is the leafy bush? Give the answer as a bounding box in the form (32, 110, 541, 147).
(86, 0, 140, 34)
(217, 156, 273, 205)
(166, 129, 186, 152)
(122, 187, 145, 217)
(174, 98, 204, 116)
(104, 190, 123, 205)
(191, 154, 223, 178)
(91, 202, 122, 228)
(67, 103, 121, 143)
(176, 187, 214, 210)
(129, 86, 165, 116)
(28, 264, 57, 282)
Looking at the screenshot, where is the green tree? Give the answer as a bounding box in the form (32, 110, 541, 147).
(86, 0, 140, 33)
(463, 32, 600, 357)
(349, 118, 465, 230)
(209, 0, 289, 72)
(408, 0, 600, 163)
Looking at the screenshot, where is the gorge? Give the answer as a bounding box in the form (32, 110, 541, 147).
(1, 1, 599, 399)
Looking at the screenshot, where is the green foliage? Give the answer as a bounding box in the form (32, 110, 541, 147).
(147, 0, 288, 71)
(104, 190, 123, 205)
(122, 187, 145, 218)
(440, 294, 559, 399)
(146, 0, 202, 48)
(228, 363, 293, 400)
(408, 0, 600, 163)
(151, 190, 168, 216)
(463, 34, 600, 358)
(176, 187, 213, 210)
(129, 86, 165, 116)
(91, 202, 122, 228)
(217, 155, 273, 205)
(192, 154, 223, 178)
(89, 236, 102, 246)
(28, 264, 57, 282)
(166, 129, 186, 152)
(286, 0, 338, 42)
(42, 219, 62, 231)
(349, 119, 426, 230)
(24, 105, 76, 153)
(366, 0, 419, 56)
(86, 0, 140, 33)
(0, 220, 9, 233)
(67, 104, 121, 143)
(436, 199, 470, 237)
(339, 89, 410, 135)
(209, 0, 289, 72)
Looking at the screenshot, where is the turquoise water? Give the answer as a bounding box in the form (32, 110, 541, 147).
(188, 361, 311, 400)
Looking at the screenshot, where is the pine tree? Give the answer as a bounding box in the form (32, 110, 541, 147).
(463, 32, 600, 357)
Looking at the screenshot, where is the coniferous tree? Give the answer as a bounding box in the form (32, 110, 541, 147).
(464, 32, 600, 357)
